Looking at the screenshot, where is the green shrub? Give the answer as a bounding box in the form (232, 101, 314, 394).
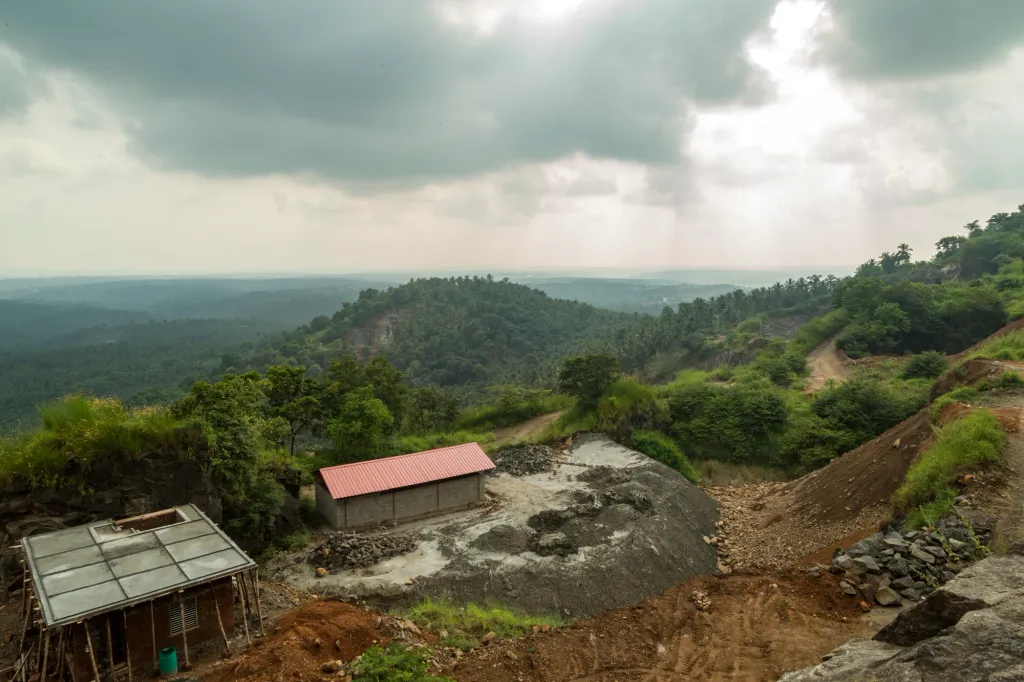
(278, 532, 309, 551)
(595, 378, 667, 438)
(667, 383, 787, 464)
(709, 365, 734, 382)
(351, 644, 452, 681)
(299, 493, 318, 526)
(811, 379, 922, 443)
(930, 387, 979, 421)
(629, 430, 700, 484)
(895, 410, 1004, 526)
(398, 599, 560, 652)
(901, 351, 949, 379)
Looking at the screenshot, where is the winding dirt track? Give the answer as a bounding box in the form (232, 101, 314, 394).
(491, 411, 563, 446)
(805, 338, 852, 393)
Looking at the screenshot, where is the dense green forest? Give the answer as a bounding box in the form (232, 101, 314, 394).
(5, 202, 1024, 551)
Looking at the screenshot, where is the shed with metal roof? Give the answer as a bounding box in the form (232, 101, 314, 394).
(314, 443, 496, 529)
(13, 505, 264, 682)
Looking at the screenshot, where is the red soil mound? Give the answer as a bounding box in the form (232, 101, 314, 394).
(201, 600, 393, 682)
(788, 408, 934, 523)
(449, 571, 866, 682)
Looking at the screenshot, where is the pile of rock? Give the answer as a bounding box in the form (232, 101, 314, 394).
(826, 515, 991, 607)
(308, 531, 418, 573)
(491, 445, 554, 476)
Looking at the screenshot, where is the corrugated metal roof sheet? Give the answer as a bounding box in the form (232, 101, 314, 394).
(319, 443, 496, 500)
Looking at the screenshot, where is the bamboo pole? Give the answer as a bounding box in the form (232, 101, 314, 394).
(104, 615, 114, 675)
(20, 561, 27, 616)
(209, 586, 231, 655)
(236, 578, 250, 646)
(16, 584, 31, 659)
(149, 602, 157, 668)
(83, 623, 100, 682)
(54, 628, 67, 682)
(41, 629, 50, 682)
(250, 570, 265, 637)
(122, 611, 132, 682)
(177, 596, 190, 670)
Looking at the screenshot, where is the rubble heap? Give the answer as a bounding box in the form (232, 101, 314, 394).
(490, 444, 555, 476)
(308, 532, 418, 573)
(820, 512, 992, 607)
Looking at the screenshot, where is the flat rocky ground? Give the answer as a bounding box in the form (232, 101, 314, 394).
(267, 435, 719, 618)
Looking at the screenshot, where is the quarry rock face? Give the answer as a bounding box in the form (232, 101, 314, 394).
(780, 553, 1024, 682)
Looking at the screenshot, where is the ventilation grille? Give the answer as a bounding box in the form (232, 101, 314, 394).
(169, 597, 197, 635)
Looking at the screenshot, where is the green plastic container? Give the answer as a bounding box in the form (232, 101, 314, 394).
(158, 647, 178, 677)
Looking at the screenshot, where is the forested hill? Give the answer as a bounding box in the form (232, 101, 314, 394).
(245, 277, 644, 390)
(238, 273, 840, 394)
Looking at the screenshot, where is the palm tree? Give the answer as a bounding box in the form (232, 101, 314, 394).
(895, 243, 912, 266)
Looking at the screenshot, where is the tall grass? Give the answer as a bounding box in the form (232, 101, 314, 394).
(630, 429, 700, 484)
(693, 459, 790, 486)
(895, 409, 1004, 528)
(968, 330, 1024, 361)
(398, 599, 561, 651)
(0, 395, 185, 489)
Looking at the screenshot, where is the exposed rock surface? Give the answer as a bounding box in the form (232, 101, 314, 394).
(779, 553, 1024, 681)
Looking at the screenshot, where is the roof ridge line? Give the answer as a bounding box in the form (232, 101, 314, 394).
(319, 441, 482, 472)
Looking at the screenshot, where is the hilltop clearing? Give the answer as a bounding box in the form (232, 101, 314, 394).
(267, 435, 719, 620)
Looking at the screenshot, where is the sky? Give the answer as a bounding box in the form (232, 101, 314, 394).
(1, 0, 1024, 275)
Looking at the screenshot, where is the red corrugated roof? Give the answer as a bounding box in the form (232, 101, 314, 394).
(318, 443, 496, 500)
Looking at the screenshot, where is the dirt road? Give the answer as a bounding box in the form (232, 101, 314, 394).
(805, 338, 852, 393)
(492, 411, 563, 446)
(450, 571, 867, 682)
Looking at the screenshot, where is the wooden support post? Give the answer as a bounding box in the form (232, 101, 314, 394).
(54, 629, 66, 682)
(40, 630, 50, 682)
(83, 623, 101, 682)
(122, 611, 132, 682)
(209, 586, 231, 655)
(251, 570, 265, 637)
(17, 583, 31, 658)
(104, 615, 114, 676)
(236, 577, 250, 646)
(20, 561, 27, 617)
(149, 602, 157, 668)
(177, 595, 190, 670)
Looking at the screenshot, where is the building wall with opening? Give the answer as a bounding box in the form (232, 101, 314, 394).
(316, 473, 487, 530)
(69, 577, 235, 682)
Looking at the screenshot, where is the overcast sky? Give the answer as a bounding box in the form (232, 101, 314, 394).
(2, 0, 1023, 275)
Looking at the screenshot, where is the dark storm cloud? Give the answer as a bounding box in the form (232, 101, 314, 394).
(824, 0, 1024, 80)
(1, 0, 775, 184)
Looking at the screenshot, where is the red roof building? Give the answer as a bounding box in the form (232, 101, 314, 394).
(314, 443, 496, 529)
